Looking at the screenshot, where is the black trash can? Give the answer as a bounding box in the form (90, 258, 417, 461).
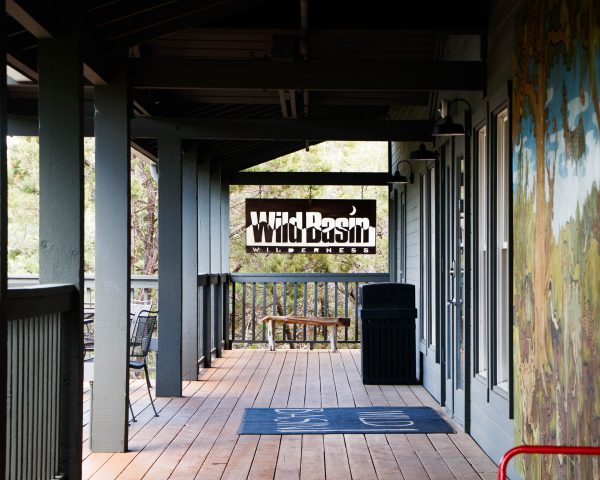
(359, 283, 418, 384)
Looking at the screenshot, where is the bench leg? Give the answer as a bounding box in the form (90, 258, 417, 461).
(330, 326, 338, 353)
(268, 320, 275, 351)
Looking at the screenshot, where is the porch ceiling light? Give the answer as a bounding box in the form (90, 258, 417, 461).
(387, 160, 414, 185)
(431, 98, 472, 137)
(409, 143, 437, 160)
(431, 115, 465, 136)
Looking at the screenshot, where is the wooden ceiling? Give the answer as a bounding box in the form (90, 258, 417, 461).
(5, 0, 487, 171)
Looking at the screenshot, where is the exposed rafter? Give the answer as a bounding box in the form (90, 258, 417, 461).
(130, 59, 485, 91)
(130, 117, 432, 141)
(88, 0, 271, 55)
(229, 172, 390, 186)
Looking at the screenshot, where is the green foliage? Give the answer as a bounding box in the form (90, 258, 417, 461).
(230, 141, 389, 273)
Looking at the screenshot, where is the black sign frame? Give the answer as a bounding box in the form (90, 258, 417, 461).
(245, 198, 376, 254)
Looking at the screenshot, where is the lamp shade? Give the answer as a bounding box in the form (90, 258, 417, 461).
(387, 170, 408, 184)
(431, 115, 465, 136)
(410, 143, 437, 161)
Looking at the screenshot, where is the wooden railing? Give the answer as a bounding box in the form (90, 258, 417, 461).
(8, 274, 158, 305)
(229, 273, 389, 347)
(4, 284, 81, 480)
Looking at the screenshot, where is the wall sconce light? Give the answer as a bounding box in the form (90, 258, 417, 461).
(409, 143, 437, 161)
(431, 98, 472, 137)
(388, 160, 414, 185)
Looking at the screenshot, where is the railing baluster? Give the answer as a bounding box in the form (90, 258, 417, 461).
(241, 283, 247, 342)
(231, 282, 236, 342)
(262, 283, 267, 341)
(355, 282, 360, 341)
(252, 282, 257, 342)
(303, 282, 308, 341)
(223, 273, 389, 348)
(293, 283, 298, 341)
(344, 282, 349, 341)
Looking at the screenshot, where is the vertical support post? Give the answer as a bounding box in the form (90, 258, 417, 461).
(0, 2, 8, 473)
(182, 142, 199, 380)
(156, 136, 182, 397)
(91, 60, 130, 452)
(197, 157, 211, 366)
(221, 182, 230, 349)
(202, 282, 212, 367)
(38, 36, 84, 478)
(209, 162, 222, 357)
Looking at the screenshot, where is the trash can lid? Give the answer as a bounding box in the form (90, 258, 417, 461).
(360, 282, 415, 308)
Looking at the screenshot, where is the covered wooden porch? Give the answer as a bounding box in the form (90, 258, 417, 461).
(82, 349, 497, 479)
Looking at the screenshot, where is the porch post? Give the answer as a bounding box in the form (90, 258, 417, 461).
(91, 60, 131, 452)
(198, 156, 211, 367)
(221, 182, 231, 349)
(0, 2, 8, 473)
(156, 135, 183, 396)
(38, 35, 84, 478)
(182, 142, 199, 380)
(210, 162, 223, 357)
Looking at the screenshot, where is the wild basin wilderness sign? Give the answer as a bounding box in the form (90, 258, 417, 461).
(245, 198, 376, 254)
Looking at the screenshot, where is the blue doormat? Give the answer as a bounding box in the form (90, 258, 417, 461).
(238, 406, 454, 435)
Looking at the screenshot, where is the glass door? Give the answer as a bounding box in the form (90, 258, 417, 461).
(442, 144, 466, 426)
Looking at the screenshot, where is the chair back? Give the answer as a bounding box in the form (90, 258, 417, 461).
(130, 310, 158, 358)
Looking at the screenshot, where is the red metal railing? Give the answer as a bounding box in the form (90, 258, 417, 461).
(498, 445, 600, 479)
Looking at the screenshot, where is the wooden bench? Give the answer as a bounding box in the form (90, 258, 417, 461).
(259, 315, 351, 352)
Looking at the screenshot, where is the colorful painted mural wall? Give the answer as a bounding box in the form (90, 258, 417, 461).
(512, 0, 600, 477)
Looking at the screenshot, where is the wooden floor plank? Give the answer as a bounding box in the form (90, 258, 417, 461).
(365, 433, 405, 480)
(247, 435, 281, 480)
(191, 351, 275, 480)
(300, 435, 325, 480)
(449, 433, 498, 477)
(80, 350, 497, 480)
(345, 434, 378, 480)
(287, 351, 307, 408)
(144, 351, 267, 480)
(323, 434, 352, 480)
(387, 434, 431, 479)
(112, 353, 252, 480)
(428, 433, 483, 479)
(330, 351, 354, 407)
(220, 351, 287, 480)
(339, 350, 371, 406)
(318, 352, 338, 408)
(304, 351, 321, 408)
(274, 435, 302, 480)
(407, 434, 456, 479)
(162, 350, 263, 479)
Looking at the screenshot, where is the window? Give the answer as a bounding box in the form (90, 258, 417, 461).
(495, 109, 510, 389)
(477, 127, 488, 376)
(429, 167, 437, 348)
(419, 168, 437, 350)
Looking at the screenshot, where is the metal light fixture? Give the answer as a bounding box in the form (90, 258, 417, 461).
(387, 160, 414, 185)
(409, 143, 437, 160)
(431, 98, 472, 137)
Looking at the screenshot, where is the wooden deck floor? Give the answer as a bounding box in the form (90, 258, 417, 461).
(82, 349, 498, 479)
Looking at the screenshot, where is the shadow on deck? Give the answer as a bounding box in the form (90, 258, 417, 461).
(82, 349, 498, 479)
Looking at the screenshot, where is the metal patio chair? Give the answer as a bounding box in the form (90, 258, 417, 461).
(128, 309, 159, 422)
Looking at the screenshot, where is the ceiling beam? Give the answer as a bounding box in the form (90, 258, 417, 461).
(229, 172, 390, 186)
(6, 0, 52, 37)
(7, 0, 108, 85)
(89, 0, 271, 55)
(131, 59, 485, 91)
(131, 117, 432, 141)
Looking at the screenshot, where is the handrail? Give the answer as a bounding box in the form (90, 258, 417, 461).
(498, 445, 600, 479)
(231, 272, 389, 283)
(5, 283, 77, 320)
